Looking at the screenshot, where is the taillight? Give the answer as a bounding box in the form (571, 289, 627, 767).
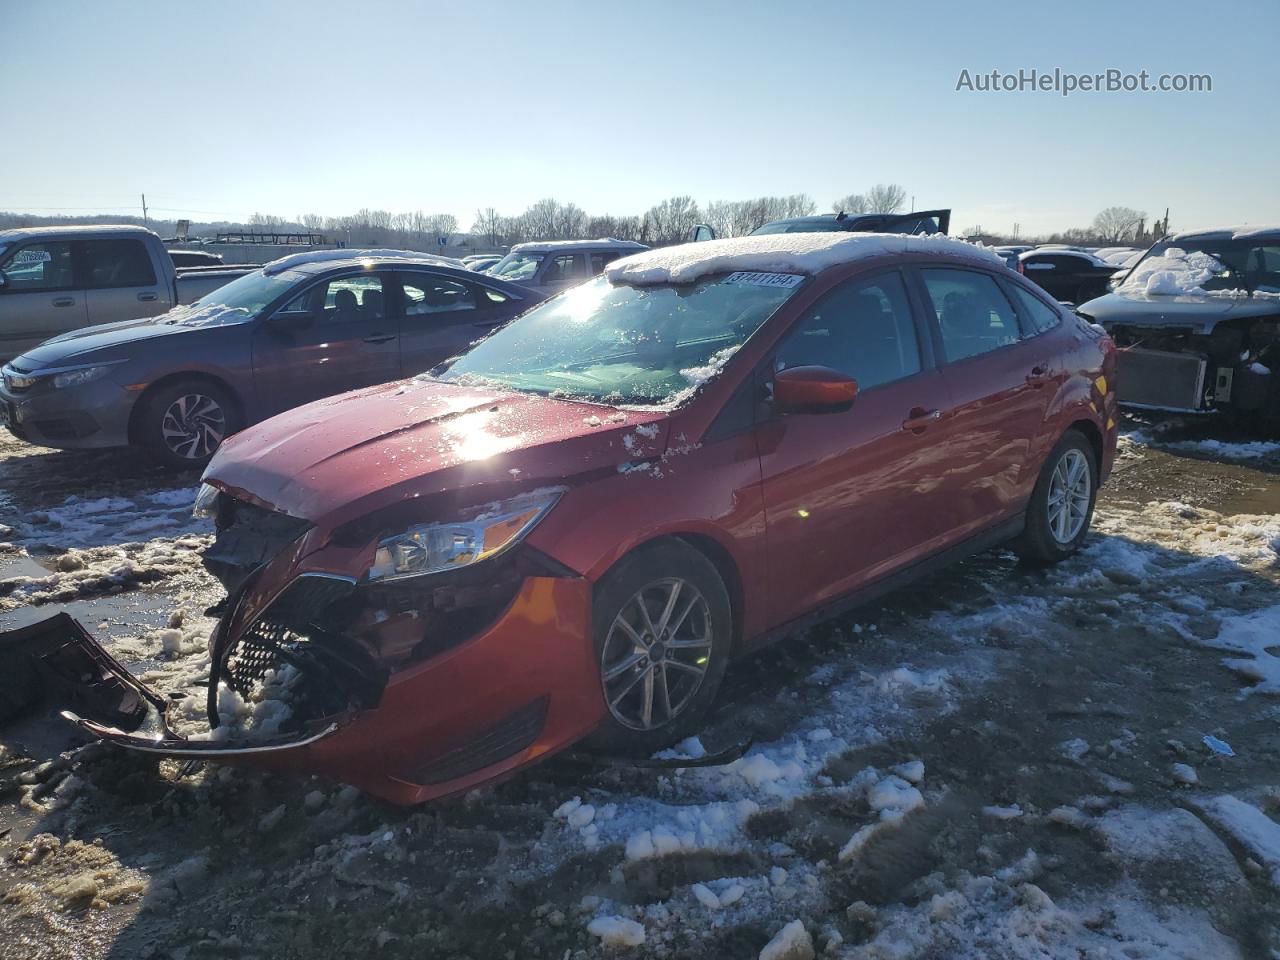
(1017, 261, 1025, 274)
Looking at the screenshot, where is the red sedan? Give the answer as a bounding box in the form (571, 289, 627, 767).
(22, 233, 1118, 805)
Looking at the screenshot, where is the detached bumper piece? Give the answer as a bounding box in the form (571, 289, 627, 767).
(0, 612, 341, 757)
(0, 574, 603, 805)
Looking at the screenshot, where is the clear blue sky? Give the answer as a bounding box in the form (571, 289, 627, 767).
(2, 0, 1276, 237)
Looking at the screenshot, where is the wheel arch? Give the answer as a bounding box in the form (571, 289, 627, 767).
(1066, 417, 1103, 474)
(593, 531, 746, 652)
(126, 370, 244, 446)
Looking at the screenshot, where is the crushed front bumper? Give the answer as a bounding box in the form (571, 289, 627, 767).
(1, 575, 601, 806)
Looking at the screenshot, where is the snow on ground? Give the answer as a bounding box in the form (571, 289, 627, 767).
(1121, 425, 1280, 464)
(2, 430, 1280, 957)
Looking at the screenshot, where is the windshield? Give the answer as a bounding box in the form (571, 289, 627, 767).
(1121, 236, 1280, 295)
(155, 269, 303, 327)
(488, 252, 544, 281)
(437, 272, 803, 406)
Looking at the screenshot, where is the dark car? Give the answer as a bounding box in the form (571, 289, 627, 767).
(1018, 249, 1119, 304)
(1078, 225, 1280, 427)
(15, 232, 1117, 805)
(0, 252, 537, 466)
(168, 249, 224, 268)
(751, 208, 951, 237)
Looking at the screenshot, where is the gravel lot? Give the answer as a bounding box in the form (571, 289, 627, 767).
(1, 420, 1279, 960)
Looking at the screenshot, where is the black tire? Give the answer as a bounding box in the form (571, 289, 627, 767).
(1016, 429, 1098, 565)
(587, 539, 732, 755)
(137, 379, 240, 470)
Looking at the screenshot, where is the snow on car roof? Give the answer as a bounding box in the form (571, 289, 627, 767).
(262, 248, 465, 275)
(605, 232, 1003, 286)
(511, 238, 648, 253)
(1169, 224, 1280, 243)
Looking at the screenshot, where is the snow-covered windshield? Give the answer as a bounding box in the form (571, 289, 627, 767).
(180, 268, 302, 325)
(1121, 237, 1280, 296)
(436, 272, 803, 406)
(488, 252, 544, 281)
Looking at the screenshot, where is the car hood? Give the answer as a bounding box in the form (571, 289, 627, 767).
(15, 303, 247, 368)
(1076, 290, 1280, 335)
(204, 379, 670, 526)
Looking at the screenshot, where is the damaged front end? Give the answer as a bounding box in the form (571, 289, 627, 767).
(1, 488, 600, 805)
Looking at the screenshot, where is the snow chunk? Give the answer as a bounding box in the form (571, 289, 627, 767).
(983, 804, 1024, 820)
(1171, 763, 1199, 785)
(606, 232, 1003, 287)
(759, 919, 814, 960)
(586, 915, 646, 947)
(1059, 737, 1090, 762)
(892, 760, 925, 784)
(690, 882, 721, 909)
(1193, 795, 1280, 886)
(1204, 604, 1280, 695)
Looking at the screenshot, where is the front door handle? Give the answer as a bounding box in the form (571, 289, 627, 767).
(137, 292, 158, 302)
(362, 334, 396, 344)
(52, 297, 75, 307)
(902, 407, 941, 432)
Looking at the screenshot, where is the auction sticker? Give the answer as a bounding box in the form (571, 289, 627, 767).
(723, 271, 804, 288)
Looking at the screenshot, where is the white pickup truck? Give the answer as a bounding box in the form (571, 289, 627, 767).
(0, 225, 252, 360)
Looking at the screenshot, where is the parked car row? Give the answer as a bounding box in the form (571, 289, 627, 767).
(0, 251, 538, 466)
(9, 230, 1118, 805)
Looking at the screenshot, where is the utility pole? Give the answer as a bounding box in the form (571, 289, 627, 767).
(141, 193, 148, 226)
(910, 195, 915, 212)
(1013, 222, 1021, 239)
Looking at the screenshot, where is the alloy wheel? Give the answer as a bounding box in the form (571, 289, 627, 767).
(1046, 448, 1091, 544)
(160, 393, 226, 461)
(600, 577, 714, 731)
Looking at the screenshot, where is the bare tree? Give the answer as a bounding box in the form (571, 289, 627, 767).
(832, 193, 869, 215)
(643, 196, 702, 245)
(864, 184, 907, 214)
(1092, 206, 1147, 244)
(472, 208, 502, 246)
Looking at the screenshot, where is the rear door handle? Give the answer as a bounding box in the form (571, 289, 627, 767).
(52, 297, 75, 307)
(902, 407, 941, 432)
(137, 292, 158, 302)
(362, 334, 396, 344)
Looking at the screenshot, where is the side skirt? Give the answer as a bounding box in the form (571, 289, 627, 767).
(741, 514, 1026, 655)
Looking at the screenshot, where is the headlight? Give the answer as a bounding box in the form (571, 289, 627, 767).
(367, 491, 561, 582)
(52, 364, 115, 388)
(192, 482, 221, 518)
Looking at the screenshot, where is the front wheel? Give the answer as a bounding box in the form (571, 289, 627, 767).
(588, 540, 732, 755)
(138, 380, 239, 469)
(1016, 429, 1098, 565)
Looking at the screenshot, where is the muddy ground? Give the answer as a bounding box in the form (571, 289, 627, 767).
(1, 419, 1279, 960)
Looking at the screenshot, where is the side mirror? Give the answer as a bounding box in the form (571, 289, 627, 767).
(773, 365, 858, 414)
(0, 272, 8, 290)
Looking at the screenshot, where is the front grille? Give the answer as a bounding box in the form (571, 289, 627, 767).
(219, 574, 384, 727)
(202, 496, 312, 592)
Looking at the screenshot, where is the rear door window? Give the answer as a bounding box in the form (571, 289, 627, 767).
(589, 252, 620, 275)
(919, 268, 1023, 362)
(543, 254, 587, 284)
(80, 238, 157, 288)
(401, 275, 478, 318)
(0, 241, 75, 291)
(776, 271, 921, 391)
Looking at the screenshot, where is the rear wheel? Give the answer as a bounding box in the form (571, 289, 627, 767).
(138, 380, 239, 469)
(1016, 429, 1097, 565)
(588, 540, 731, 755)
